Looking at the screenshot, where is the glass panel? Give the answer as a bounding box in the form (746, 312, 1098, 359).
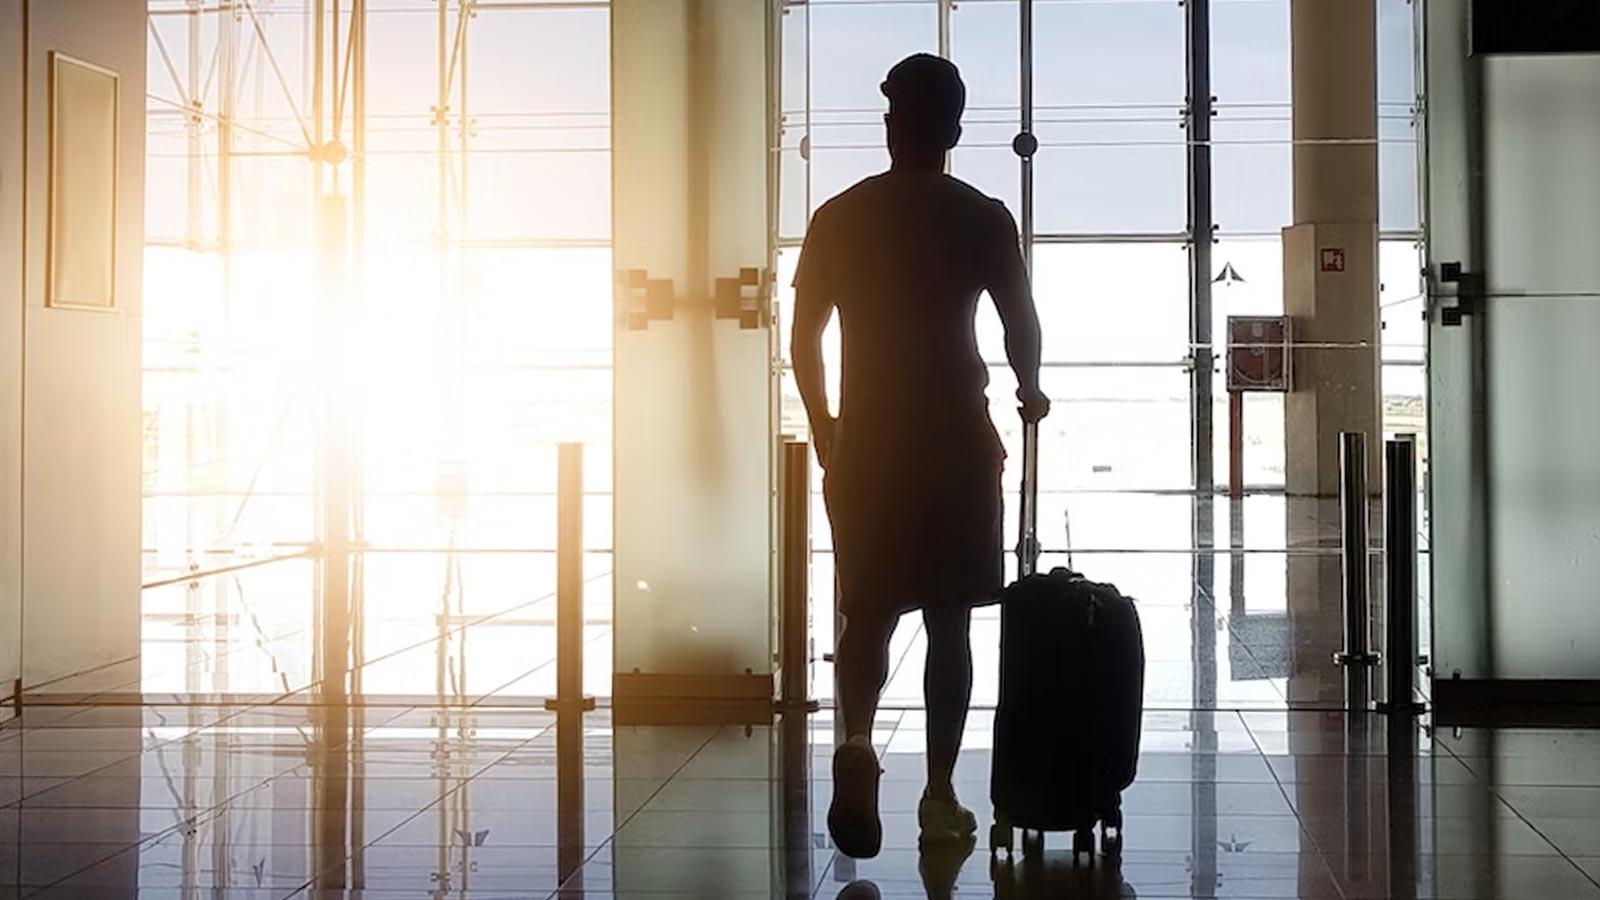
(1035, 0, 1186, 107)
(1380, 109, 1421, 232)
(1380, 240, 1425, 364)
(144, 5, 618, 699)
(1209, 238, 1288, 488)
(611, 0, 775, 680)
(465, 7, 610, 243)
(359, 248, 611, 546)
(468, 7, 610, 117)
(1377, 0, 1417, 105)
(1380, 240, 1425, 489)
(778, 0, 809, 241)
(1034, 118, 1187, 234)
(952, 0, 1019, 111)
(1000, 366, 1193, 495)
(1209, 238, 1285, 342)
(807, 2, 937, 114)
(1212, 0, 1291, 107)
(1213, 110, 1292, 235)
(1478, 55, 1600, 680)
(1030, 243, 1190, 364)
(365, 11, 441, 119)
(464, 151, 611, 241)
(778, 143, 808, 243)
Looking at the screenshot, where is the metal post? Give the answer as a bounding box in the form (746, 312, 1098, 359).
(781, 442, 817, 711)
(1379, 435, 1426, 715)
(546, 443, 596, 712)
(1228, 390, 1244, 499)
(1187, 0, 1215, 495)
(1333, 431, 1379, 706)
(1019, 0, 1034, 273)
(554, 708, 587, 890)
(1018, 421, 1041, 577)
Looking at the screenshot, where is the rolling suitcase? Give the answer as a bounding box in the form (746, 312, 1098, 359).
(990, 419, 1146, 861)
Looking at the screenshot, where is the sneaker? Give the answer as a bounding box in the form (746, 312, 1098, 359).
(918, 836, 977, 900)
(834, 880, 882, 900)
(917, 789, 978, 846)
(828, 735, 883, 858)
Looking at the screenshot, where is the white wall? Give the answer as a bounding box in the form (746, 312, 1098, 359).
(0, 0, 22, 700)
(15, 0, 145, 689)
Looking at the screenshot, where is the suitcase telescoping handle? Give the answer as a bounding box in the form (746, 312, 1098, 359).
(1017, 417, 1041, 578)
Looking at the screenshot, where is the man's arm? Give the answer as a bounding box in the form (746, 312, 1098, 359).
(792, 284, 837, 466)
(986, 205, 1050, 423)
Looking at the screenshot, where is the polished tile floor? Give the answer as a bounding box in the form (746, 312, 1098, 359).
(5, 700, 1599, 899)
(4, 492, 1471, 897)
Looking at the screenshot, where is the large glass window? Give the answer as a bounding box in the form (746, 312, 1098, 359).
(145, 0, 1426, 702)
(143, 2, 614, 698)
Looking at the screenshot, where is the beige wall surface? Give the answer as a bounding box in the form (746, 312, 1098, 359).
(1, 0, 23, 699)
(15, 0, 145, 689)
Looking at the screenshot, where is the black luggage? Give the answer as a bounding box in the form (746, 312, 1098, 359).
(990, 420, 1146, 861)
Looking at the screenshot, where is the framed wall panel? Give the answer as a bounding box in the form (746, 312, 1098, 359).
(48, 52, 120, 310)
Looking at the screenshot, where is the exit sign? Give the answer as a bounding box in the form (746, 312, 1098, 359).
(1320, 248, 1346, 273)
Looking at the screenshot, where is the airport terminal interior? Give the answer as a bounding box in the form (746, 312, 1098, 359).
(5, 0, 1600, 897)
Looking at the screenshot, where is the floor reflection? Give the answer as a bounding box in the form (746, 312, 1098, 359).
(6, 700, 1600, 899)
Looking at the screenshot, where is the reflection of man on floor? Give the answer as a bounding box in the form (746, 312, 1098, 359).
(791, 53, 1049, 859)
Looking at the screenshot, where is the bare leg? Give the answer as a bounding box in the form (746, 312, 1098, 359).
(830, 609, 897, 858)
(835, 611, 897, 739)
(922, 602, 973, 798)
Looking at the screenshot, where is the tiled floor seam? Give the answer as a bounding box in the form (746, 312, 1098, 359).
(538, 725, 728, 900)
(15, 704, 419, 897)
(1241, 707, 1355, 900)
(275, 713, 567, 899)
(1477, 769, 1600, 894)
(10, 697, 313, 804)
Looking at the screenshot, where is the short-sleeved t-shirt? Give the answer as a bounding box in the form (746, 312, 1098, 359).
(793, 170, 1020, 467)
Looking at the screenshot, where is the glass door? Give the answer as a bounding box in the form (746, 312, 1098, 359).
(1425, 0, 1600, 694)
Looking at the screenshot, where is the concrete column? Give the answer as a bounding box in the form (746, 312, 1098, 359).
(1284, 0, 1381, 496)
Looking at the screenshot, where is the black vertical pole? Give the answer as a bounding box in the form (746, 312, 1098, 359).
(1188, 0, 1215, 496)
(1334, 432, 1379, 708)
(1186, 8, 1221, 895)
(1380, 435, 1425, 715)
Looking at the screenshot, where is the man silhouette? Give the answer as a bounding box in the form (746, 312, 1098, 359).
(791, 54, 1049, 858)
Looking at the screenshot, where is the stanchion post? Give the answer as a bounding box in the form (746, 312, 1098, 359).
(546, 442, 596, 712)
(1379, 435, 1426, 715)
(781, 441, 818, 711)
(1333, 431, 1379, 707)
(1229, 391, 1245, 500)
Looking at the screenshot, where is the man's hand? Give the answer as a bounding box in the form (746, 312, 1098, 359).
(812, 416, 838, 470)
(1019, 386, 1051, 425)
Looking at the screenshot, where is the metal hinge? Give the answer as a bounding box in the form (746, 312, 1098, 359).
(1435, 261, 1485, 327)
(714, 267, 772, 330)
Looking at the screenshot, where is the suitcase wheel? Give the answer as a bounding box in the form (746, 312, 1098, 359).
(1022, 829, 1045, 860)
(1101, 826, 1124, 858)
(990, 821, 1013, 856)
(1071, 828, 1094, 862)
(1101, 793, 1124, 857)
